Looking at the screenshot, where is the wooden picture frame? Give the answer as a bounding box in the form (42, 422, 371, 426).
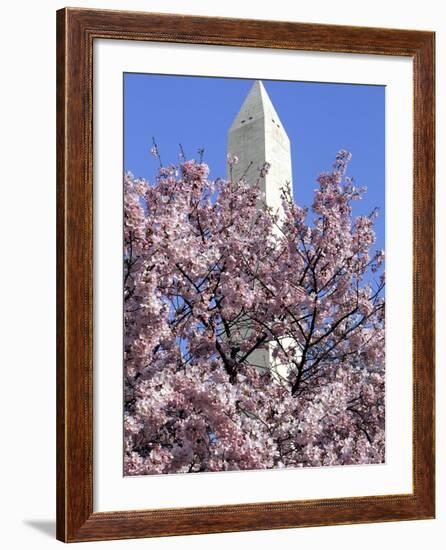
(56, 7, 435, 542)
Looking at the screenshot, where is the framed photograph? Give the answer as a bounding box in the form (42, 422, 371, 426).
(56, 7, 435, 542)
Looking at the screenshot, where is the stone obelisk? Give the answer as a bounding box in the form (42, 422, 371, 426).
(227, 80, 293, 380)
(227, 80, 292, 213)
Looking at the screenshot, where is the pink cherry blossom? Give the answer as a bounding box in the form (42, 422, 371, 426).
(124, 150, 385, 475)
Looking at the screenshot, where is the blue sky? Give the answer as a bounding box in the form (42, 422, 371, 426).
(124, 74, 385, 252)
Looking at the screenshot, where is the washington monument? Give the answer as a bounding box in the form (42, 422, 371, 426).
(227, 80, 292, 213)
(227, 80, 294, 380)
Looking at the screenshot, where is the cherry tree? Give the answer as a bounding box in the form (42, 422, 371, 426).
(123, 150, 385, 475)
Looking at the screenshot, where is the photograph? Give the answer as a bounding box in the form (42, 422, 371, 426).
(48, 4, 436, 543)
(0, 1, 440, 547)
(123, 75, 386, 476)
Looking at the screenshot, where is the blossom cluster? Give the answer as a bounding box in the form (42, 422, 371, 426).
(123, 151, 385, 475)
